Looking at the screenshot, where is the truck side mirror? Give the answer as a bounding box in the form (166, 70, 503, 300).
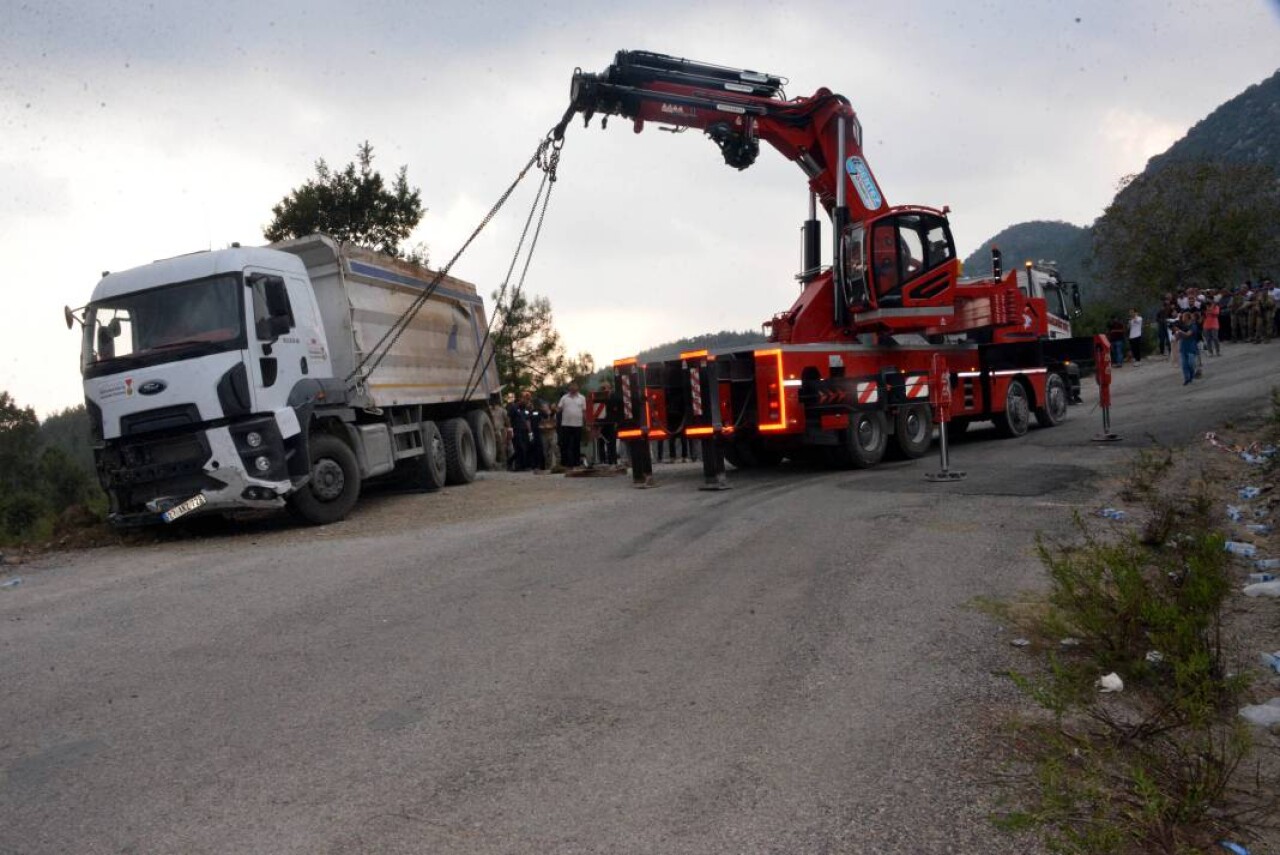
(1071, 283, 1082, 314)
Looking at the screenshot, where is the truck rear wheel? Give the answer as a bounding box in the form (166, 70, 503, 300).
(1035, 373, 1069, 428)
(893, 404, 933, 459)
(994, 379, 1031, 438)
(831, 411, 887, 469)
(404, 420, 447, 491)
(288, 433, 361, 525)
(467, 409, 498, 470)
(440, 418, 477, 485)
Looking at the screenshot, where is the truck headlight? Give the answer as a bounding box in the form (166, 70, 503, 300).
(245, 431, 264, 448)
(254, 455, 272, 473)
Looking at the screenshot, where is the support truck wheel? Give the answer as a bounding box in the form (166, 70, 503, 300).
(440, 418, 477, 485)
(893, 404, 933, 459)
(288, 433, 361, 525)
(994, 379, 1031, 438)
(467, 409, 498, 470)
(1035, 373, 1069, 428)
(832, 411, 887, 469)
(405, 420, 447, 491)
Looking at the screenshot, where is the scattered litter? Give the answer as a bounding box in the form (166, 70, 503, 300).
(1225, 541, 1258, 558)
(1226, 505, 1244, 522)
(1245, 523, 1273, 535)
(0, 577, 21, 589)
(1248, 573, 1277, 584)
(1255, 558, 1280, 570)
(1010, 638, 1031, 647)
(1097, 507, 1127, 520)
(1243, 580, 1280, 598)
(1219, 841, 1251, 855)
(1239, 486, 1262, 500)
(1059, 637, 1081, 648)
(1096, 672, 1124, 693)
(1238, 698, 1280, 728)
(1260, 651, 1280, 675)
(1241, 453, 1267, 465)
(1145, 650, 1164, 665)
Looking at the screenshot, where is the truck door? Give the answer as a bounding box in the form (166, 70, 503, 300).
(245, 269, 310, 411)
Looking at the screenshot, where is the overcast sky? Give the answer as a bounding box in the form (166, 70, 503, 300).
(3, 0, 1278, 415)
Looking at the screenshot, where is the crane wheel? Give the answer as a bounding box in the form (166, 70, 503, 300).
(1035, 373, 1069, 428)
(893, 404, 933, 459)
(830, 411, 887, 469)
(994, 379, 1031, 438)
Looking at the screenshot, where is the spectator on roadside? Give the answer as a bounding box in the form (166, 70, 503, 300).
(1202, 295, 1221, 356)
(1172, 311, 1199, 385)
(1229, 287, 1246, 343)
(1126, 308, 1144, 364)
(1155, 300, 1173, 356)
(597, 380, 621, 466)
(492, 396, 513, 469)
(539, 401, 560, 471)
(1106, 315, 1126, 366)
(508, 391, 533, 471)
(557, 381, 587, 469)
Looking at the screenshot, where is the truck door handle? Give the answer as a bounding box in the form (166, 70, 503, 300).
(260, 357, 278, 387)
(300, 356, 309, 376)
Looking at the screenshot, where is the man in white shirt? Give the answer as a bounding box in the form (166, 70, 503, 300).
(557, 381, 587, 468)
(1127, 308, 1144, 364)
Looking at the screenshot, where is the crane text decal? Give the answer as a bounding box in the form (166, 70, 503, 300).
(844, 156, 883, 211)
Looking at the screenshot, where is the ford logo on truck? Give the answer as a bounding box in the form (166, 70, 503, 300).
(138, 380, 167, 396)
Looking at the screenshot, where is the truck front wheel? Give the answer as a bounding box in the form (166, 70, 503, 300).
(288, 433, 361, 525)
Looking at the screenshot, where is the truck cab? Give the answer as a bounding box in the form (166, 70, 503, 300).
(80, 246, 325, 523)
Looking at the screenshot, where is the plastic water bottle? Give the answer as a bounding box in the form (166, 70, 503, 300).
(1239, 486, 1262, 500)
(1247, 573, 1276, 584)
(1226, 505, 1244, 522)
(1246, 523, 1273, 535)
(1255, 558, 1280, 571)
(1261, 651, 1280, 675)
(1098, 508, 1127, 520)
(1225, 541, 1258, 558)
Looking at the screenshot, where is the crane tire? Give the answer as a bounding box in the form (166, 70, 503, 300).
(1035, 373, 1069, 428)
(994, 379, 1031, 438)
(831, 411, 888, 469)
(893, 404, 933, 459)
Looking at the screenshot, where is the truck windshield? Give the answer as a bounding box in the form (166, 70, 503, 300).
(83, 274, 245, 378)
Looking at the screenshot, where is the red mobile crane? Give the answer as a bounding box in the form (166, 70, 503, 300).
(553, 51, 1094, 477)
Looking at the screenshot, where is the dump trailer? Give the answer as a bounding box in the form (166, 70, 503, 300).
(73, 233, 501, 525)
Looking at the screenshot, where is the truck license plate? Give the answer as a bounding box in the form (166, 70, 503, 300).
(161, 494, 207, 523)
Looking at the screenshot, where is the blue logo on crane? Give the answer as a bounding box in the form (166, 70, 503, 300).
(844, 156, 883, 211)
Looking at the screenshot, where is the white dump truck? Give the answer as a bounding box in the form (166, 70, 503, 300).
(71, 234, 502, 525)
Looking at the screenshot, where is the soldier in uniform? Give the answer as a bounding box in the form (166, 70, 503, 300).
(1247, 288, 1264, 344)
(1228, 289, 1245, 342)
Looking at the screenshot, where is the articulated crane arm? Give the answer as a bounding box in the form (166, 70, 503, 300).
(553, 50, 970, 342)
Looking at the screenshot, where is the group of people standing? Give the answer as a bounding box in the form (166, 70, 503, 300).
(1106, 280, 1278, 387)
(499, 381, 622, 472)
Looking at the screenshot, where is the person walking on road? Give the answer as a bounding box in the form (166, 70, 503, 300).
(1107, 316, 1126, 366)
(557, 381, 587, 469)
(1173, 311, 1199, 385)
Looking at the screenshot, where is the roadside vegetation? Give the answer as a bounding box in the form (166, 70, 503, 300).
(989, 403, 1280, 852)
(0, 391, 104, 548)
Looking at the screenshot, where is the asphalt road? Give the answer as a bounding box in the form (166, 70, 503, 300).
(1, 342, 1276, 854)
